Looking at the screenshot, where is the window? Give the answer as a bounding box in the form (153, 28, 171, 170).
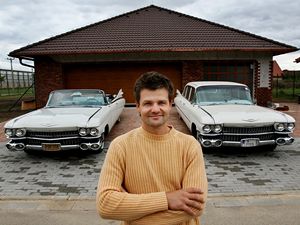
(188, 87, 196, 103)
(182, 86, 188, 98)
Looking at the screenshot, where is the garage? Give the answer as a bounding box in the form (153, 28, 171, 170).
(203, 61, 254, 93)
(9, 5, 297, 107)
(64, 62, 182, 103)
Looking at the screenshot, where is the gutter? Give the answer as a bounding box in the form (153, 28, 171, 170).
(18, 56, 35, 68)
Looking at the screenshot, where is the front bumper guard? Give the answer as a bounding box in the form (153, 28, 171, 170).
(6, 140, 104, 151)
(198, 136, 294, 148)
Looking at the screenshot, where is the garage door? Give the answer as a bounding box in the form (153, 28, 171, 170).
(64, 62, 182, 103)
(203, 61, 254, 93)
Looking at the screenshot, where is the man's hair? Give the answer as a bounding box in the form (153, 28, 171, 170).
(134, 71, 174, 103)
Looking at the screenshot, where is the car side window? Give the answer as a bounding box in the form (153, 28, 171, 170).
(188, 87, 196, 103)
(186, 86, 193, 101)
(182, 86, 188, 98)
(183, 86, 191, 100)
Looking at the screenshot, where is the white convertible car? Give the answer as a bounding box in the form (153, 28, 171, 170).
(4, 89, 125, 153)
(174, 81, 295, 150)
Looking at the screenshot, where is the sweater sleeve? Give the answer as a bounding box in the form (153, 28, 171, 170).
(181, 139, 208, 210)
(96, 140, 169, 221)
(129, 139, 208, 225)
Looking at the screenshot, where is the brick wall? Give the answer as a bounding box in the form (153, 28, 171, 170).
(182, 61, 203, 89)
(33, 59, 273, 107)
(34, 57, 64, 108)
(254, 60, 273, 106)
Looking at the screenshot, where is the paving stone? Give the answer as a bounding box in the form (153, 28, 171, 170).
(0, 108, 299, 198)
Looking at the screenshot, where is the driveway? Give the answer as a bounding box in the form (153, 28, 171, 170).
(0, 103, 299, 198)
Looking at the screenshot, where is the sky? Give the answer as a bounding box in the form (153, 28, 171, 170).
(0, 0, 299, 72)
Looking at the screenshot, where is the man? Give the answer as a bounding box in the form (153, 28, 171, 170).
(96, 71, 208, 225)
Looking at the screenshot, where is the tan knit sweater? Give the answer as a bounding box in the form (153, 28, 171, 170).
(96, 126, 208, 225)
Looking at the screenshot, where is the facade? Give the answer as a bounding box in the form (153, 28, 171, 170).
(9, 5, 297, 107)
(272, 61, 283, 79)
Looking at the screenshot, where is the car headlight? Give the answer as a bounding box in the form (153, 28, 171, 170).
(274, 123, 285, 131)
(90, 128, 99, 136)
(5, 129, 13, 137)
(16, 128, 26, 137)
(202, 125, 211, 133)
(79, 128, 88, 136)
(287, 123, 295, 131)
(213, 124, 222, 133)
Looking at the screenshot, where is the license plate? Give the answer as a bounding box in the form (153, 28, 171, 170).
(42, 143, 61, 151)
(240, 138, 259, 147)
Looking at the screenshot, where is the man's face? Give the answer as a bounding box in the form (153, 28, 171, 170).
(136, 88, 172, 134)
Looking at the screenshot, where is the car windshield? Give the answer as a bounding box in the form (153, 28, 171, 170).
(46, 90, 106, 108)
(195, 85, 253, 106)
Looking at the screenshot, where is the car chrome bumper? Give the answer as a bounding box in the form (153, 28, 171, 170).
(6, 140, 104, 152)
(198, 137, 294, 148)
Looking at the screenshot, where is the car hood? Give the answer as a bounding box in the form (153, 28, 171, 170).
(6, 107, 102, 129)
(199, 104, 294, 125)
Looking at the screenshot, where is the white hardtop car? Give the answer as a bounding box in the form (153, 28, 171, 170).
(174, 81, 295, 150)
(4, 89, 125, 153)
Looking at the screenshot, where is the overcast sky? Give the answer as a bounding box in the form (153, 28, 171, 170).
(0, 0, 299, 71)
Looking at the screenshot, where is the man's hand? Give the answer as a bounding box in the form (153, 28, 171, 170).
(166, 187, 205, 216)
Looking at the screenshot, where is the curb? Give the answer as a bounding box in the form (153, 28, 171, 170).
(1, 190, 300, 201)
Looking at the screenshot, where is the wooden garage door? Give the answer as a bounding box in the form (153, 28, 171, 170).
(64, 62, 182, 103)
(203, 61, 254, 93)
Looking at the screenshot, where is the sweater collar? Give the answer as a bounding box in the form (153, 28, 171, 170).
(139, 125, 175, 141)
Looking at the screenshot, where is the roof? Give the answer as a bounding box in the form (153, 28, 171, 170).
(273, 61, 283, 77)
(10, 5, 298, 57)
(186, 81, 247, 89)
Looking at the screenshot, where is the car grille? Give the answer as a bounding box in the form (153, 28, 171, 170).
(223, 133, 275, 142)
(222, 125, 275, 142)
(26, 130, 78, 138)
(27, 138, 81, 146)
(223, 125, 274, 134)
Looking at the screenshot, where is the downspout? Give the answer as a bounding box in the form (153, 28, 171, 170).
(18, 56, 37, 109)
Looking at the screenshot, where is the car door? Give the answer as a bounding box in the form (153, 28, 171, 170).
(178, 85, 194, 129)
(107, 89, 125, 129)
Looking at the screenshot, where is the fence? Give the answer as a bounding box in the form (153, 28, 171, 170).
(272, 70, 300, 101)
(0, 69, 34, 96)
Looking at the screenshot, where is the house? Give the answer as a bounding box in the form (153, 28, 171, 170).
(273, 61, 283, 79)
(9, 5, 298, 107)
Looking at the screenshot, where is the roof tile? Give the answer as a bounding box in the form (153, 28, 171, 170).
(10, 5, 297, 57)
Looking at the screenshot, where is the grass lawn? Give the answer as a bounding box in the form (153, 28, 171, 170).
(0, 94, 35, 123)
(272, 87, 300, 102)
